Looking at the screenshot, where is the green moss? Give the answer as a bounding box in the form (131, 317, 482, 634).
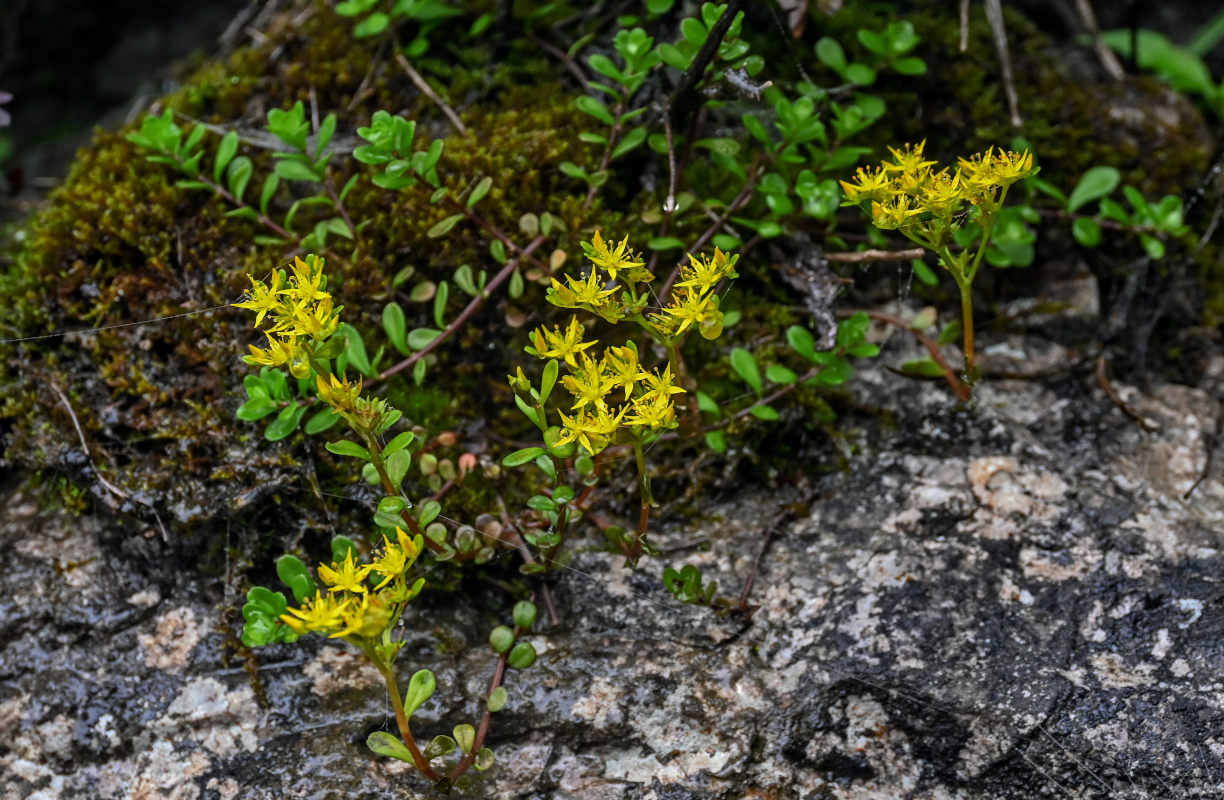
(0, 1, 627, 550)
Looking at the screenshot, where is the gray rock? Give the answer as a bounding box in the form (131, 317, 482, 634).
(2, 356, 1222, 799)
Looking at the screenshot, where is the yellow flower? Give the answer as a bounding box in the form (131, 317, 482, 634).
(234, 272, 288, 327)
(562, 352, 612, 412)
(281, 591, 350, 635)
(603, 345, 647, 401)
(920, 169, 964, 216)
(507, 366, 531, 392)
(885, 140, 936, 175)
(839, 165, 894, 204)
(552, 268, 617, 309)
(625, 391, 676, 429)
(655, 288, 714, 336)
(584, 230, 645, 283)
(676, 248, 738, 292)
(317, 550, 372, 594)
(287, 255, 328, 301)
(638, 363, 685, 404)
(246, 333, 302, 369)
(316, 372, 362, 414)
(870, 194, 922, 230)
(556, 404, 624, 455)
(989, 148, 1036, 187)
(369, 527, 422, 590)
(334, 593, 393, 639)
(530, 317, 595, 367)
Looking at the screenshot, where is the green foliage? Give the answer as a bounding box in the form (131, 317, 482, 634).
(240, 586, 298, 647)
(1037, 165, 1189, 259)
(127, 103, 357, 251)
(814, 20, 927, 87)
(336, 0, 462, 56)
(31, 1, 1214, 791)
(1101, 28, 1224, 118)
(662, 564, 721, 607)
(700, 313, 881, 434)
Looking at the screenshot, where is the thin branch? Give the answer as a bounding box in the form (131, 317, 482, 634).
(1096, 355, 1159, 432)
(665, 0, 747, 130)
(657, 153, 765, 305)
(447, 625, 519, 780)
(983, 0, 1023, 128)
(733, 511, 790, 618)
(378, 234, 548, 381)
(396, 52, 467, 135)
(528, 33, 591, 92)
(45, 377, 169, 541)
(842, 308, 972, 402)
(441, 195, 551, 273)
(825, 248, 926, 264)
(959, 0, 971, 52)
(1074, 0, 1126, 80)
(1185, 401, 1220, 499)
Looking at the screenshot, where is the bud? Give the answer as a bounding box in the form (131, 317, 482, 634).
(508, 366, 531, 393)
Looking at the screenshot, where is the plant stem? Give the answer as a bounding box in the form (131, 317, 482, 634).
(666, 341, 701, 433)
(378, 234, 547, 382)
(632, 441, 651, 558)
(657, 152, 768, 305)
(375, 661, 441, 782)
(850, 307, 972, 401)
(957, 275, 976, 379)
(447, 633, 514, 780)
(439, 195, 549, 273)
(200, 175, 295, 242)
(360, 433, 440, 551)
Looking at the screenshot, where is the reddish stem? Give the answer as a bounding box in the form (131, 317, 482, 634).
(379, 234, 547, 381)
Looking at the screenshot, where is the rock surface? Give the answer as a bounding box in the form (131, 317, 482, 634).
(2, 343, 1222, 800)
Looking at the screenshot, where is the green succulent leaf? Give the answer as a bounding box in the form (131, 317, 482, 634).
(729, 348, 763, 394)
(489, 625, 515, 653)
(1071, 217, 1102, 247)
(507, 641, 537, 669)
(383, 430, 416, 455)
(486, 686, 508, 712)
(367, 731, 415, 763)
(504, 446, 546, 467)
(513, 601, 538, 630)
(403, 669, 436, 719)
(1067, 166, 1120, 213)
(423, 734, 456, 760)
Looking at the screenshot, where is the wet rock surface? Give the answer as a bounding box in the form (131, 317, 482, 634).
(2, 348, 1222, 799)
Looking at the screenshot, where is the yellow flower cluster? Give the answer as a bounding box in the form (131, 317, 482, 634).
(281, 527, 425, 640)
(235, 255, 341, 378)
(839, 141, 1036, 233)
(546, 231, 738, 340)
(529, 319, 685, 454)
(527, 232, 738, 455)
(649, 248, 739, 340)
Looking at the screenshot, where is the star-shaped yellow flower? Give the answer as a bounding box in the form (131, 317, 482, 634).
(530, 317, 595, 367)
(369, 527, 422, 590)
(317, 550, 372, 594)
(281, 591, 350, 635)
(584, 230, 645, 282)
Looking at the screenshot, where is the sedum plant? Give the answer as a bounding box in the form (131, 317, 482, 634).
(234, 254, 537, 788)
(840, 141, 1037, 382)
(505, 232, 739, 565)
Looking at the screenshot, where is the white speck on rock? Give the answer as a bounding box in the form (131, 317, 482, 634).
(138, 607, 201, 671)
(303, 646, 382, 696)
(1177, 598, 1204, 628)
(1151, 628, 1173, 660)
(127, 589, 161, 608)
